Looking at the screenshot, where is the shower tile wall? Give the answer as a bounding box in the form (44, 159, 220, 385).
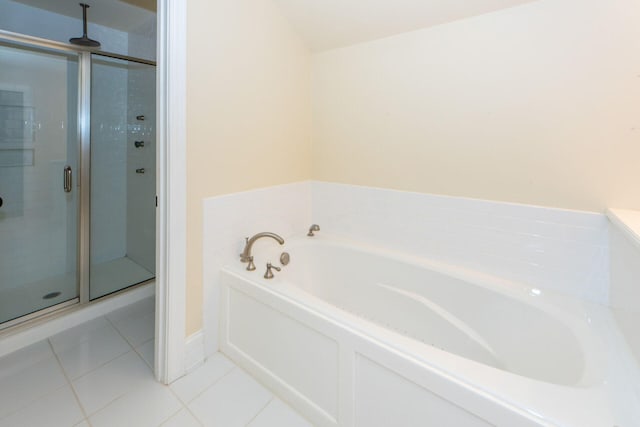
(128, 16, 157, 62)
(0, 50, 73, 293)
(91, 60, 129, 265)
(125, 62, 156, 273)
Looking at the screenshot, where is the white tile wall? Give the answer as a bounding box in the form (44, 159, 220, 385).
(202, 182, 312, 356)
(312, 182, 610, 303)
(0, 50, 76, 292)
(125, 61, 157, 273)
(90, 60, 129, 265)
(128, 17, 157, 62)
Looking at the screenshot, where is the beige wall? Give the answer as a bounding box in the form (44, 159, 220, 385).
(186, 0, 312, 334)
(312, 0, 640, 213)
(185, 0, 640, 334)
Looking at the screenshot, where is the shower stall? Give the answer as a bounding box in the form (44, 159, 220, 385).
(0, 30, 156, 328)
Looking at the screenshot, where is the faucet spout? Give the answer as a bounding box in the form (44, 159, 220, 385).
(240, 232, 285, 264)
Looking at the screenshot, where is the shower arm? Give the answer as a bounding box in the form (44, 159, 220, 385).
(81, 4, 89, 38)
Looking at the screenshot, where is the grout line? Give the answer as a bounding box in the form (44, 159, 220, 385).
(105, 313, 155, 374)
(104, 312, 138, 349)
(71, 309, 156, 418)
(0, 301, 153, 425)
(77, 352, 156, 420)
(64, 300, 154, 418)
(244, 396, 274, 426)
(61, 346, 134, 383)
(47, 338, 90, 423)
(0, 382, 70, 421)
(132, 337, 155, 370)
(49, 316, 111, 353)
(170, 364, 237, 406)
(166, 397, 204, 427)
(153, 403, 185, 427)
(165, 378, 205, 426)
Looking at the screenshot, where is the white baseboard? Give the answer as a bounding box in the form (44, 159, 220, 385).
(0, 282, 155, 359)
(184, 330, 205, 373)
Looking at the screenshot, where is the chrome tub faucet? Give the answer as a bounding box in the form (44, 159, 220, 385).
(240, 232, 285, 271)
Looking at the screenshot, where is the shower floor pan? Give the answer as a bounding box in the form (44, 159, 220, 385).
(0, 256, 153, 325)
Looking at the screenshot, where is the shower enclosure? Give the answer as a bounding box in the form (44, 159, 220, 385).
(0, 31, 156, 328)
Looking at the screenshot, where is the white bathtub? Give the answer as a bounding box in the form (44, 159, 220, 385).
(219, 235, 640, 426)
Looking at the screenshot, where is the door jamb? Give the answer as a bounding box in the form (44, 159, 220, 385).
(155, 0, 188, 385)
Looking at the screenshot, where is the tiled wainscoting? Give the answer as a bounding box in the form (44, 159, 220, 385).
(311, 182, 609, 303)
(202, 181, 610, 359)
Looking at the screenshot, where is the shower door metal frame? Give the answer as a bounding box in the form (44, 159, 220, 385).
(0, 29, 157, 320)
(0, 31, 84, 330)
(78, 50, 91, 304)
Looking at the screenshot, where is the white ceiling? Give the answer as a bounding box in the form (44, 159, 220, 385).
(272, 0, 539, 52)
(10, 0, 155, 32)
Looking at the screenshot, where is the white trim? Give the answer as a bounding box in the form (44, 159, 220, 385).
(155, 0, 188, 384)
(185, 330, 206, 373)
(0, 283, 154, 359)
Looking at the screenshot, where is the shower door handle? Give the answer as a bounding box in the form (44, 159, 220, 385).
(63, 166, 73, 193)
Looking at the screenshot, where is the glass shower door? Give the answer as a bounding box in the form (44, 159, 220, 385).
(89, 54, 156, 300)
(0, 41, 80, 325)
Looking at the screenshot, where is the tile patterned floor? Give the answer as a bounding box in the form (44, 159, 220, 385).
(0, 298, 312, 427)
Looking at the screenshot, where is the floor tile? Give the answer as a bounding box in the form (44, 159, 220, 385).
(49, 317, 111, 354)
(73, 421, 90, 427)
(0, 340, 53, 375)
(106, 296, 155, 324)
(248, 398, 312, 427)
(0, 385, 84, 427)
(161, 408, 202, 427)
(111, 309, 155, 347)
(89, 380, 182, 427)
(72, 350, 154, 415)
(0, 342, 67, 419)
(170, 353, 235, 403)
(188, 368, 272, 427)
(136, 339, 155, 369)
(55, 322, 132, 379)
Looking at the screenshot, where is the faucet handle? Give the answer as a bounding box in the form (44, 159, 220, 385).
(264, 262, 281, 279)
